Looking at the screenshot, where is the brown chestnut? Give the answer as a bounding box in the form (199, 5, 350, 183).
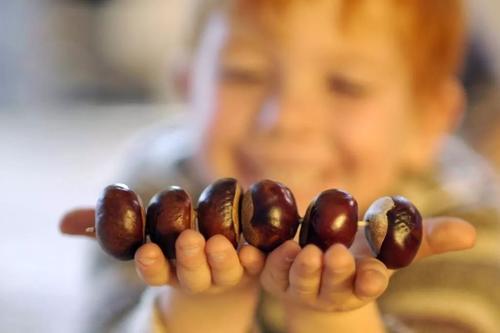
(241, 179, 300, 252)
(95, 184, 145, 260)
(299, 189, 358, 250)
(364, 196, 422, 269)
(197, 178, 242, 248)
(147, 186, 195, 259)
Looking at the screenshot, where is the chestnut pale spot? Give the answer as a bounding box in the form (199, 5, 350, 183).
(123, 209, 137, 233)
(269, 207, 282, 228)
(393, 217, 411, 247)
(216, 199, 233, 229)
(363, 196, 393, 254)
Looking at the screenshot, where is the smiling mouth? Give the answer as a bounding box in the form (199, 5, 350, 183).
(234, 145, 333, 186)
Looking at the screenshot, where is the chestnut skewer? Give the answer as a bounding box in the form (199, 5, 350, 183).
(89, 181, 423, 269)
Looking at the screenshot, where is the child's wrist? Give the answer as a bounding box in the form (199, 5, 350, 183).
(284, 301, 386, 333)
(157, 282, 260, 333)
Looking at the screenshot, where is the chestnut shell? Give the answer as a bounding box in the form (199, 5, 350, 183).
(197, 178, 242, 248)
(95, 184, 145, 260)
(299, 189, 358, 250)
(364, 196, 422, 269)
(147, 186, 194, 259)
(241, 179, 300, 252)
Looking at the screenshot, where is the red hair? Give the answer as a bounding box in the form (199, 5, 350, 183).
(225, 0, 467, 95)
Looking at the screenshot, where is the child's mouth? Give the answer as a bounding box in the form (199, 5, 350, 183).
(234, 146, 330, 187)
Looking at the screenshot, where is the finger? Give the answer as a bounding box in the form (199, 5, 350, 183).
(135, 243, 172, 286)
(319, 244, 356, 301)
(239, 244, 265, 276)
(59, 208, 96, 237)
(175, 230, 212, 293)
(415, 217, 476, 261)
(205, 235, 243, 287)
(260, 241, 301, 294)
(288, 245, 323, 301)
(354, 257, 389, 300)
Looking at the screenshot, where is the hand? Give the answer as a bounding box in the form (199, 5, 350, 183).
(60, 208, 266, 294)
(259, 216, 476, 312)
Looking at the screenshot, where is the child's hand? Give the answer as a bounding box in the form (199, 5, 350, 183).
(259, 240, 384, 312)
(259, 216, 476, 312)
(134, 231, 264, 294)
(60, 208, 265, 294)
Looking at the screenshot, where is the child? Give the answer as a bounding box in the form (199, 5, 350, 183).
(61, 0, 500, 332)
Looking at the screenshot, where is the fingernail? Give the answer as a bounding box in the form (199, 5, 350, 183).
(208, 251, 226, 263)
(356, 269, 387, 299)
(364, 270, 387, 290)
(138, 256, 156, 266)
(285, 252, 299, 263)
(182, 244, 200, 256)
(331, 266, 350, 274)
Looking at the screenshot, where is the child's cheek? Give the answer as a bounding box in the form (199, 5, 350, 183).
(334, 104, 406, 206)
(213, 87, 257, 139)
(198, 88, 255, 179)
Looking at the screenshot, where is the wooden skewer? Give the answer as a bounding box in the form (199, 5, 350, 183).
(357, 220, 368, 227)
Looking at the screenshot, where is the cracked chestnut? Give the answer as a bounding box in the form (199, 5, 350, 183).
(299, 189, 358, 250)
(147, 186, 195, 259)
(197, 178, 243, 248)
(241, 179, 300, 252)
(95, 184, 145, 260)
(364, 196, 423, 269)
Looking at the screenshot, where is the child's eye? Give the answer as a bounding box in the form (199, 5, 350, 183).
(326, 75, 367, 97)
(219, 66, 269, 87)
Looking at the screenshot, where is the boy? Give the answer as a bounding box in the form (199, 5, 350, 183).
(62, 0, 500, 332)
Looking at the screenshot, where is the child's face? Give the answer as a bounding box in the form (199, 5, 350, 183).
(192, 1, 432, 212)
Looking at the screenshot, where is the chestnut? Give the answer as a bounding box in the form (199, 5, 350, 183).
(241, 179, 300, 252)
(197, 178, 242, 248)
(299, 189, 358, 250)
(147, 186, 195, 259)
(364, 196, 422, 269)
(95, 184, 145, 260)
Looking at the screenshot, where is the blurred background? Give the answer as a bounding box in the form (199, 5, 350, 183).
(0, 1, 498, 332)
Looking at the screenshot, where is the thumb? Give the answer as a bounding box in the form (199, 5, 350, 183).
(414, 216, 476, 261)
(59, 208, 96, 238)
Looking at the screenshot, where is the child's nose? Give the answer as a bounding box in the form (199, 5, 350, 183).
(256, 92, 320, 139)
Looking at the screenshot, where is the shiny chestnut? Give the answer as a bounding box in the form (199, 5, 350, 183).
(197, 178, 243, 248)
(364, 196, 422, 269)
(147, 186, 195, 259)
(299, 189, 358, 250)
(241, 179, 300, 252)
(95, 184, 145, 260)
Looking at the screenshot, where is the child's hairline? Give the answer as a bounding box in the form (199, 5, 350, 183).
(188, 0, 467, 97)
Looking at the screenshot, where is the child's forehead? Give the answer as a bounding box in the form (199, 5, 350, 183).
(220, 0, 400, 63)
(224, 0, 397, 38)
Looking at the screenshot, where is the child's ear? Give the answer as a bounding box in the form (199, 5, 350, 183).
(436, 77, 466, 133)
(406, 78, 466, 171)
